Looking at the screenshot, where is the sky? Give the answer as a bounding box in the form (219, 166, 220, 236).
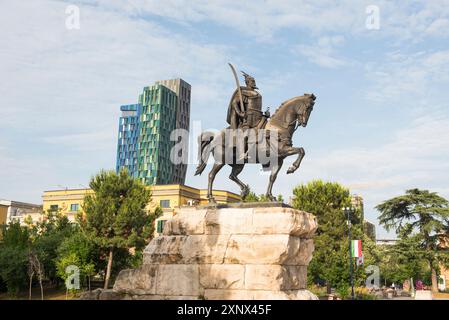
(1, 0, 449, 239)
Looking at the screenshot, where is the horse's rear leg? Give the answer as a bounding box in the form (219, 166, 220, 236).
(266, 158, 283, 202)
(229, 164, 249, 199)
(208, 163, 225, 203)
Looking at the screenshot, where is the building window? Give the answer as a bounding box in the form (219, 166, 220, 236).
(160, 200, 170, 208)
(70, 204, 79, 212)
(156, 220, 166, 233)
(49, 205, 59, 211)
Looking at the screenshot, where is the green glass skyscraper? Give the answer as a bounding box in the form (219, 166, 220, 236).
(116, 79, 191, 185)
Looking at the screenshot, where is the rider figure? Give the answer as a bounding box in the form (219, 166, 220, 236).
(226, 72, 262, 130)
(226, 72, 269, 161)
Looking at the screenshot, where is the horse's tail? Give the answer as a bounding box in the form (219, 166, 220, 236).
(195, 132, 214, 176)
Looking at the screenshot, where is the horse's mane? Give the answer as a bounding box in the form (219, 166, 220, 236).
(271, 95, 306, 119)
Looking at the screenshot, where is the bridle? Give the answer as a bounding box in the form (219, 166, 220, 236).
(270, 101, 308, 131)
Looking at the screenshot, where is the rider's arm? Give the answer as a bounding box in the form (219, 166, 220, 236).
(232, 96, 245, 118)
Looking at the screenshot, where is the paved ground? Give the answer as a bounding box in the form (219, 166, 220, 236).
(433, 292, 449, 299)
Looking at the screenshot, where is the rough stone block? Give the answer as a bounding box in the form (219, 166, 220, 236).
(252, 207, 317, 237)
(205, 208, 253, 234)
(143, 236, 186, 264)
(181, 235, 230, 264)
(144, 234, 231, 264)
(163, 208, 207, 235)
(156, 264, 200, 296)
(245, 265, 307, 290)
(79, 288, 102, 300)
(224, 234, 312, 265)
(283, 239, 314, 265)
(113, 264, 158, 295)
(99, 289, 125, 300)
(199, 264, 245, 289)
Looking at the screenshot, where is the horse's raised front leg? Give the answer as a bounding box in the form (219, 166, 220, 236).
(208, 163, 225, 203)
(229, 164, 249, 199)
(285, 147, 305, 174)
(266, 158, 283, 201)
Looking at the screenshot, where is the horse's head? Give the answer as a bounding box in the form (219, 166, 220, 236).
(296, 93, 316, 127)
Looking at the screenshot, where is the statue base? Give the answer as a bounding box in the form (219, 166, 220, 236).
(85, 203, 318, 300)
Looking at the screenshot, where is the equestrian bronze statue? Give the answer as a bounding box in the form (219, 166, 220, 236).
(195, 63, 316, 203)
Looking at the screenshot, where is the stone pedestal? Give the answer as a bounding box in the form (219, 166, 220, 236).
(111, 203, 318, 300)
(414, 290, 433, 300)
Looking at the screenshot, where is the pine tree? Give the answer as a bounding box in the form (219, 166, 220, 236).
(82, 169, 158, 289)
(376, 188, 449, 292)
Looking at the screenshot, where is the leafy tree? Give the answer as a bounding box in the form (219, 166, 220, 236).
(29, 210, 77, 285)
(55, 229, 101, 291)
(56, 252, 80, 294)
(377, 233, 429, 286)
(0, 213, 76, 297)
(81, 169, 157, 289)
(376, 188, 449, 292)
(292, 180, 366, 295)
(0, 222, 30, 295)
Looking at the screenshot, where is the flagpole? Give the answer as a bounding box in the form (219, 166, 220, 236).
(344, 207, 355, 300)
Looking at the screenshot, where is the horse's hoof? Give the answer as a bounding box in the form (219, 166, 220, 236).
(241, 185, 250, 198)
(208, 198, 216, 204)
(287, 166, 296, 174)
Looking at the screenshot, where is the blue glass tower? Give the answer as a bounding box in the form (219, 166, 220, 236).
(116, 104, 140, 177)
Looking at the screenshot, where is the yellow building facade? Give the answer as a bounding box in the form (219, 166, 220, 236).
(42, 185, 240, 235)
(0, 204, 7, 226)
(0, 203, 8, 238)
(0, 200, 43, 238)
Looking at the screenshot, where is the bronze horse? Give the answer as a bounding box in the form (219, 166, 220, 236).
(195, 93, 316, 203)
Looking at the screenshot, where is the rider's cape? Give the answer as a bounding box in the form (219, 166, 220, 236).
(226, 87, 247, 125)
(227, 86, 262, 128)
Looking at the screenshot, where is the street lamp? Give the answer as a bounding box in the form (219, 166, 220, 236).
(343, 206, 356, 300)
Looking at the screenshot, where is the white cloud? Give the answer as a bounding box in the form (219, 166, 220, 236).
(309, 111, 449, 188)
(293, 35, 347, 68)
(83, 0, 449, 42)
(365, 50, 449, 102)
(0, 1, 234, 129)
(426, 18, 449, 36)
(41, 130, 115, 152)
(380, 1, 449, 41)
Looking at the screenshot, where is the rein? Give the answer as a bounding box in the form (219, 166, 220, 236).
(267, 97, 308, 131)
